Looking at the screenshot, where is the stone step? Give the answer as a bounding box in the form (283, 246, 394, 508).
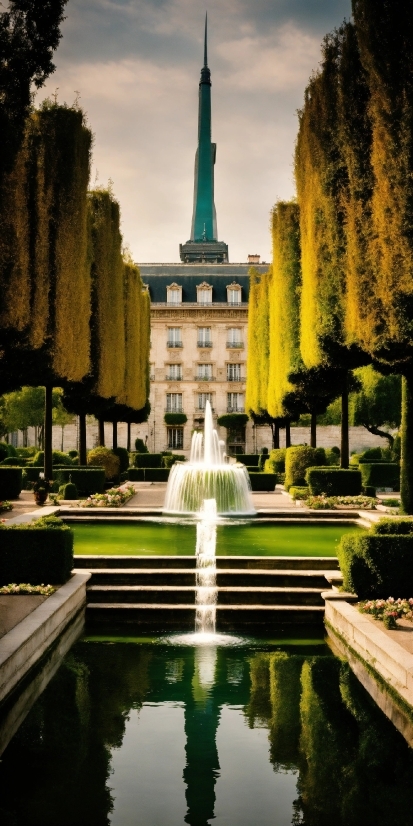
(74, 555, 340, 571)
(87, 584, 325, 606)
(85, 568, 332, 589)
(85, 602, 325, 628)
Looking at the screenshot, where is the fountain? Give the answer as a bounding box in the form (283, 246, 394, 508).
(195, 498, 218, 634)
(163, 401, 255, 515)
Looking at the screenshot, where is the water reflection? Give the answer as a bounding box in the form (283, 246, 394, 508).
(1, 637, 413, 826)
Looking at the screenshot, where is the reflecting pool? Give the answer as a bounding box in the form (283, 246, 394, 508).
(1, 633, 413, 826)
(72, 521, 364, 557)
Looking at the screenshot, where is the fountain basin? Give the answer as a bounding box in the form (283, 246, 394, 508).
(163, 463, 256, 515)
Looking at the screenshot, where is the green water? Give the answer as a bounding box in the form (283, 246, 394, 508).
(2, 634, 413, 826)
(72, 521, 363, 557)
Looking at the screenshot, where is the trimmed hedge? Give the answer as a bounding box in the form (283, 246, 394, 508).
(236, 454, 260, 467)
(360, 463, 400, 490)
(289, 486, 309, 500)
(54, 468, 105, 495)
(113, 447, 130, 474)
(1, 456, 27, 466)
(248, 472, 277, 491)
(31, 450, 74, 467)
(162, 454, 186, 469)
(23, 467, 41, 485)
(372, 518, 413, 535)
(0, 468, 23, 499)
(0, 516, 73, 584)
(133, 453, 163, 468)
(338, 531, 413, 598)
(265, 448, 286, 475)
(127, 467, 170, 482)
(59, 482, 78, 500)
(306, 467, 362, 496)
(284, 446, 326, 490)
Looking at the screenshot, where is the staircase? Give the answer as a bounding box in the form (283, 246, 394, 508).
(74, 555, 341, 631)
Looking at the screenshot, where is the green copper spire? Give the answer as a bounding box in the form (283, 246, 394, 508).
(180, 15, 228, 263)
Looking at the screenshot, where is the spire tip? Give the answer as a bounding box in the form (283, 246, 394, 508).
(204, 12, 208, 67)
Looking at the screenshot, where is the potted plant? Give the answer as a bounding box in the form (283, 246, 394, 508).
(33, 475, 51, 506)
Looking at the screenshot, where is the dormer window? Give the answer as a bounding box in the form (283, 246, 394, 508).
(167, 283, 182, 304)
(227, 282, 241, 305)
(197, 282, 212, 305)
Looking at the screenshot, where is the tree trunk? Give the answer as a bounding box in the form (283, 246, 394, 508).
(272, 424, 280, 449)
(79, 413, 87, 465)
(98, 418, 105, 446)
(285, 421, 291, 448)
(112, 420, 118, 450)
(401, 374, 413, 514)
(310, 411, 317, 448)
(127, 422, 131, 452)
(23, 428, 28, 448)
(44, 385, 53, 481)
(341, 372, 349, 469)
(61, 426, 64, 452)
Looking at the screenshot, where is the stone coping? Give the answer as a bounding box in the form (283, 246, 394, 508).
(0, 571, 90, 706)
(324, 598, 413, 716)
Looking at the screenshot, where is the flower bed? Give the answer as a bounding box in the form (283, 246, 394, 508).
(359, 597, 413, 629)
(304, 494, 377, 510)
(79, 483, 136, 508)
(0, 500, 12, 514)
(0, 583, 55, 595)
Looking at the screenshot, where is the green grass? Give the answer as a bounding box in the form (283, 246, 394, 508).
(72, 521, 364, 557)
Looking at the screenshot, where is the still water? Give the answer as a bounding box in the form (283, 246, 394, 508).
(72, 521, 364, 557)
(1, 633, 413, 826)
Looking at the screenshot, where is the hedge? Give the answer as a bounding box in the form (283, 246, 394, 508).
(284, 446, 326, 490)
(306, 467, 362, 496)
(264, 448, 286, 474)
(127, 467, 170, 482)
(133, 453, 163, 468)
(337, 531, 413, 598)
(289, 486, 309, 500)
(162, 454, 185, 469)
(113, 447, 130, 474)
(0, 516, 73, 584)
(236, 455, 260, 467)
(0, 468, 23, 499)
(23, 467, 41, 485)
(54, 468, 105, 495)
(164, 413, 187, 426)
(1, 456, 27, 466)
(372, 518, 413, 535)
(248, 473, 277, 491)
(359, 463, 400, 491)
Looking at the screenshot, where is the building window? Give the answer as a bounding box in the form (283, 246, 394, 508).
(197, 364, 213, 380)
(167, 364, 182, 381)
(166, 393, 183, 412)
(198, 392, 213, 411)
(227, 363, 241, 381)
(166, 283, 182, 304)
(227, 283, 241, 305)
(150, 363, 155, 381)
(167, 327, 182, 347)
(197, 327, 212, 347)
(167, 427, 183, 449)
(227, 328, 243, 348)
(227, 392, 244, 412)
(197, 282, 212, 304)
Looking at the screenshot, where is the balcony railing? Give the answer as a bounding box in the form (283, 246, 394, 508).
(227, 375, 243, 382)
(227, 406, 245, 413)
(167, 341, 183, 348)
(197, 341, 212, 348)
(165, 407, 184, 413)
(196, 375, 216, 381)
(226, 342, 243, 348)
(195, 407, 215, 414)
(166, 375, 182, 381)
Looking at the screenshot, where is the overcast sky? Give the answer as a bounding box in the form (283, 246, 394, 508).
(40, 0, 352, 263)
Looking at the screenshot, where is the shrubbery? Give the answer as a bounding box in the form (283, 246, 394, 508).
(284, 446, 326, 490)
(54, 468, 105, 495)
(126, 467, 170, 482)
(0, 468, 23, 499)
(289, 485, 309, 500)
(135, 438, 148, 453)
(31, 450, 74, 467)
(58, 482, 78, 500)
(359, 463, 400, 491)
(264, 448, 286, 475)
(133, 453, 163, 468)
(338, 527, 413, 599)
(306, 467, 362, 496)
(87, 447, 120, 480)
(248, 472, 277, 491)
(0, 515, 73, 584)
(113, 447, 130, 474)
(236, 455, 260, 467)
(162, 453, 186, 469)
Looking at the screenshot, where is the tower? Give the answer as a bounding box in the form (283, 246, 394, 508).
(180, 15, 229, 263)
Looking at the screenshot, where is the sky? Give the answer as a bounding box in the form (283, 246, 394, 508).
(40, 0, 352, 263)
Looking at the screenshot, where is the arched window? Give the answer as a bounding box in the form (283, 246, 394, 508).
(167, 283, 182, 304)
(227, 282, 242, 305)
(197, 282, 212, 304)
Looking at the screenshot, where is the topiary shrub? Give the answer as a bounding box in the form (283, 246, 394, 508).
(126, 467, 170, 482)
(87, 447, 120, 480)
(162, 454, 186, 469)
(284, 446, 325, 490)
(31, 450, 74, 468)
(248, 472, 277, 491)
(0, 468, 23, 499)
(265, 448, 286, 475)
(68, 450, 78, 460)
(306, 467, 362, 496)
(258, 447, 269, 471)
(289, 486, 309, 500)
(359, 463, 400, 491)
(371, 518, 413, 535)
(338, 529, 413, 598)
(1, 456, 25, 466)
(164, 413, 188, 425)
(54, 468, 105, 495)
(0, 515, 73, 584)
(59, 481, 78, 500)
(217, 413, 249, 429)
(133, 453, 163, 468)
(0, 442, 10, 462)
(236, 454, 260, 466)
(16, 446, 37, 458)
(325, 448, 340, 466)
(363, 486, 376, 498)
(113, 447, 130, 474)
(135, 438, 148, 453)
(358, 447, 391, 463)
